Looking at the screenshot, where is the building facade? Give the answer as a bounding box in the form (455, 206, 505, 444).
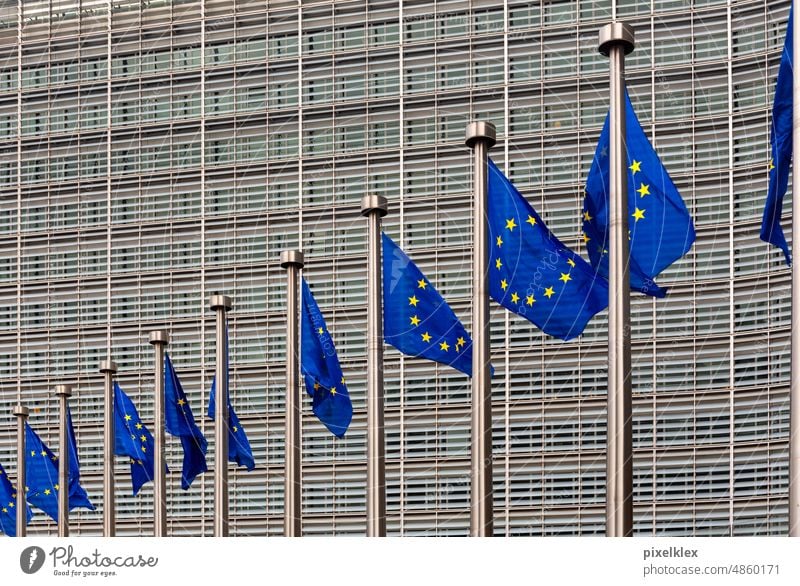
(0, 0, 790, 536)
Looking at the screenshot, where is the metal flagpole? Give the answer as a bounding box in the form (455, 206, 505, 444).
(55, 384, 72, 537)
(599, 22, 635, 537)
(360, 194, 388, 537)
(210, 295, 231, 537)
(13, 404, 28, 537)
(280, 250, 304, 537)
(100, 360, 118, 537)
(791, 4, 800, 537)
(149, 330, 169, 537)
(465, 121, 496, 537)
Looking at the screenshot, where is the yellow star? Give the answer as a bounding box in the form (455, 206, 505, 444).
(341, 376, 345, 384)
(583, 210, 592, 222)
(567, 258, 576, 267)
(769, 158, 775, 171)
(510, 292, 520, 303)
(51, 455, 56, 461)
(544, 287, 555, 298)
(124, 414, 132, 421)
(526, 295, 535, 306)
(8, 502, 13, 508)
(233, 426, 238, 433)
(40, 450, 47, 457)
(135, 422, 143, 430)
(136, 459, 143, 465)
(629, 160, 641, 175)
(131, 434, 136, 440)
(505, 218, 517, 231)
(500, 279, 508, 290)
(495, 258, 502, 270)
(410, 315, 421, 326)
(54, 484, 59, 491)
(2, 508, 6, 513)
(456, 336, 466, 348)
(317, 327, 324, 335)
(559, 273, 572, 284)
(636, 183, 650, 198)
(30, 450, 35, 457)
(632, 207, 645, 222)
(421, 332, 432, 343)
(439, 341, 450, 352)
(313, 381, 320, 390)
(141, 446, 147, 453)
(526, 215, 536, 227)
(417, 279, 427, 289)
(44, 489, 51, 495)
(177, 398, 186, 407)
(140, 435, 146, 442)
(582, 232, 590, 244)
(330, 387, 337, 396)
(496, 235, 503, 247)
(408, 295, 419, 306)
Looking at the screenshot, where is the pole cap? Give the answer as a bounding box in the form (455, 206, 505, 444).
(360, 194, 389, 218)
(465, 121, 497, 149)
(598, 22, 635, 56)
(210, 294, 232, 311)
(149, 330, 170, 345)
(280, 250, 305, 269)
(54, 384, 73, 398)
(13, 404, 29, 418)
(100, 360, 118, 374)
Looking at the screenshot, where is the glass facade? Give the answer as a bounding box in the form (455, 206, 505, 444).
(0, 0, 790, 536)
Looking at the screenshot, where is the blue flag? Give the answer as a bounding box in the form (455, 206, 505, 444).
(0, 461, 32, 537)
(382, 232, 475, 376)
(164, 354, 208, 489)
(488, 159, 609, 340)
(584, 90, 695, 297)
(761, 7, 793, 265)
(208, 322, 255, 471)
(25, 423, 93, 523)
(301, 278, 353, 437)
(114, 382, 156, 496)
(65, 406, 94, 512)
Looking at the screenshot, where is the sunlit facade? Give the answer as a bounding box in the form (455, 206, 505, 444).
(0, 0, 791, 536)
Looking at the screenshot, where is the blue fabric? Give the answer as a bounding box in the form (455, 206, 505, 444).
(208, 322, 255, 471)
(164, 354, 208, 490)
(761, 6, 794, 265)
(382, 232, 475, 376)
(488, 159, 609, 340)
(0, 461, 32, 537)
(584, 90, 696, 296)
(114, 382, 157, 496)
(300, 278, 353, 437)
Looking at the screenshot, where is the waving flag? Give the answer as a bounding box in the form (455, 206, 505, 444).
(114, 382, 156, 496)
(165, 355, 208, 489)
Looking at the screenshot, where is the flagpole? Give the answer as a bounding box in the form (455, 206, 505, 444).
(55, 384, 72, 537)
(149, 330, 169, 537)
(360, 194, 388, 537)
(210, 295, 231, 537)
(465, 120, 496, 537)
(599, 22, 635, 537)
(790, 3, 800, 537)
(280, 250, 304, 537)
(100, 360, 118, 537)
(13, 404, 28, 537)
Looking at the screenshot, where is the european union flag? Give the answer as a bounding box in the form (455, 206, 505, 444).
(25, 423, 93, 523)
(761, 7, 793, 265)
(0, 461, 31, 537)
(488, 159, 609, 340)
(165, 354, 208, 489)
(584, 90, 695, 297)
(66, 406, 94, 512)
(382, 232, 475, 376)
(208, 322, 255, 471)
(301, 278, 353, 437)
(114, 382, 156, 496)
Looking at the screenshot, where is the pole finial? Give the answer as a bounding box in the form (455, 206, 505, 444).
(465, 121, 497, 149)
(100, 360, 118, 374)
(13, 404, 29, 418)
(360, 195, 389, 218)
(598, 22, 635, 56)
(210, 294, 232, 311)
(148, 330, 170, 345)
(280, 250, 305, 269)
(54, 384, 73, 398)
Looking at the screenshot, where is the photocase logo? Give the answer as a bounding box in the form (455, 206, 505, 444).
(20, 546, 46, 575)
